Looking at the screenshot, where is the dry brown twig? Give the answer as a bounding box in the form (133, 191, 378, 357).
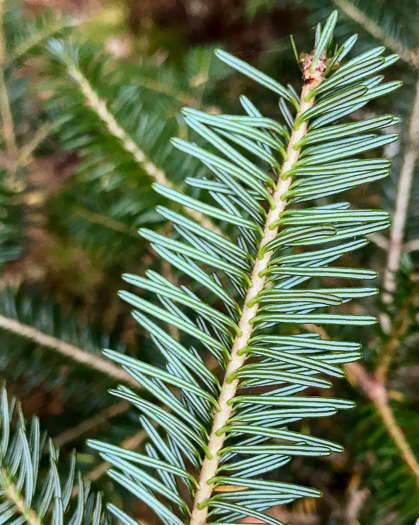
(345, 362, 419, 488)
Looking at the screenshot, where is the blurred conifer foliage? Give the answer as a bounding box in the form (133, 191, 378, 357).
(0, 1, 417, 524)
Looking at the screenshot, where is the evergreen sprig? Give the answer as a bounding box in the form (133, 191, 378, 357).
(0, 385, 113, 524)
(86, 12, 402, 524)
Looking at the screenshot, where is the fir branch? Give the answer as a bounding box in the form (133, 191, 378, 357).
(189, 56, 324, 525)
(18, 121, 54, 166)
(331, 0, 415, 67)
(376, 284, 419, 381)
(0, 313, 138, 388)
(90, 15, 402, 522)
(374, 397, 419, 487)
(61, 56, 224, 238)
(1, 468, 42, 525)
(0, 386, 112, 523)
(136, 77, 196, 106)
(81, 428, 147, 489)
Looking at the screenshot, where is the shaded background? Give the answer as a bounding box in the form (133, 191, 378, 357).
(0, 0, 418, 523)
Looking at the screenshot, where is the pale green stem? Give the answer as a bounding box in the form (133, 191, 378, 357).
(189, 72, 323, 525)
(63, 60, 224, 238)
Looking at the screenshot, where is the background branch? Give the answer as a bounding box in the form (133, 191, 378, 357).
(0, 313, 138, 388)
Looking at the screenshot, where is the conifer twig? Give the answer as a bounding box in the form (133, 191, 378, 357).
(374, 396, 419, 486)
(375, 284, 418, 381)
(272, 511, 320, 525)
(0, 313, 139, 388)
(62, 60, 224, 238)
(72, 205, 139, 238)
(331, 0, 415, 67)
(403, 238, 419, 253)
(367, 232, 389, 250)
(18, 122, 54, 166)
(343, 474, 370, 525)
(190, 55, 325, 525)
(136, 77, 195, 106)
(1, 467, 42, 525)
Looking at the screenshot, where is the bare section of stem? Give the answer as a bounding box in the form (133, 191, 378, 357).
(0, 314, 138, 388)
(1, 467, 42, 525)
(381, 79, 419, 332)
(189, 76, 322, 525)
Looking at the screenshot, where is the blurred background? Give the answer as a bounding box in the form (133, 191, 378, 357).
(0, 0, 418, 523)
